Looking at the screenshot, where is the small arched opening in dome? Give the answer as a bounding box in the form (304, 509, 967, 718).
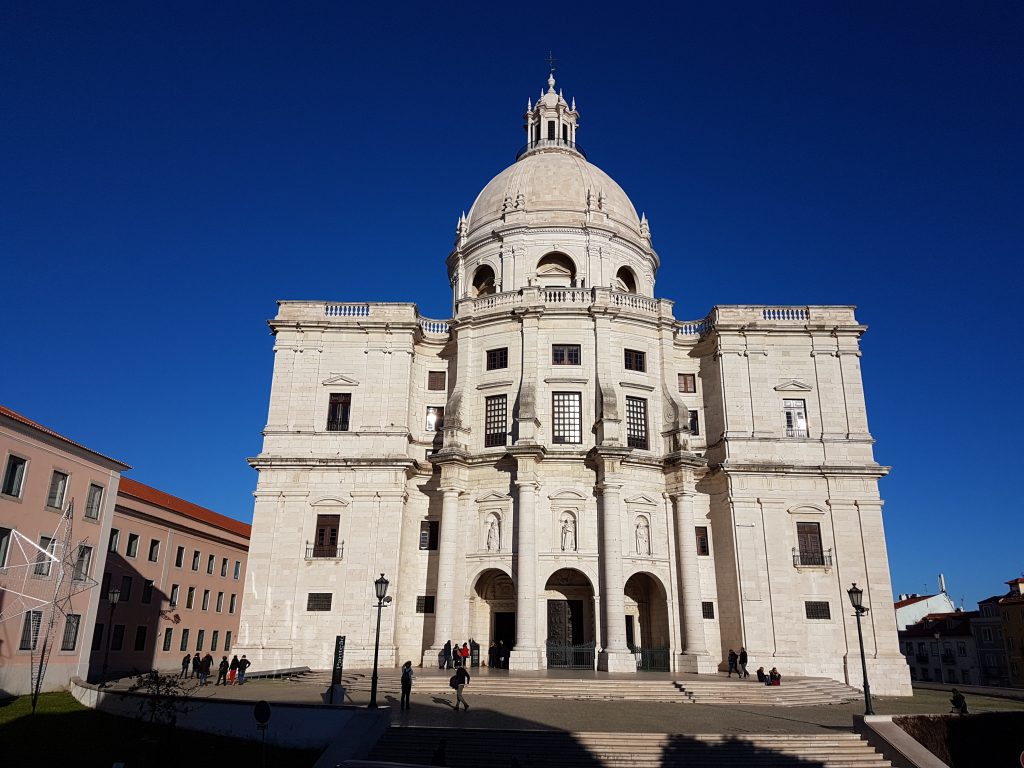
(536, 252, 577, 288)
(471, 265, 496, 297)
(615, 266, 638, 294)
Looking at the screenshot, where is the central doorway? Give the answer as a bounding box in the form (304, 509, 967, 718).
(544, 568, 596, 669)
(472, 569, 516, 668)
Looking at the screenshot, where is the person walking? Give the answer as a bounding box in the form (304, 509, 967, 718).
(201, 652, 215, 685)
(237, 654, 251, 684)
(727, 649, 739, 678)
(191, 653, 201, 679)
(400, 660, 414, 710)
(180, 653, 192, 679)
(216, 655, 229, 686)
(454, 665, 471, 711)
(229, 654, 239, 684)
(739, 647, 749, 679)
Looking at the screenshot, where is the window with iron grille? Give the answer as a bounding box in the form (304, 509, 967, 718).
(426, 406, 445, 431)
(60, 614, 81, 651)
(19, 611, 41, 650)
(678, 373, 696, 393)
(796, 522, 825, 565)
(428, 371, 447, 391)
(419, 520, 439, 550)
(307, 592, 333, 611)
(702, 602, 715, 620)
(783, 398, 808, 438)
(327, 392, 352, 431)
(688, 410, 700, 436)
(626, 396, 649, 449)
(486, 347, 509, 370)
(552, 344, 581, 365)
(84, 484, 104, 519)
(695, 526, 710, 556)
(416, 596, 436, 613)
(805, 601, 831, 620)
(163, 627, 173, 652)
(624, 349, 646, 372)
(484, 395, 507, 447)
(552, 392, 582, 444)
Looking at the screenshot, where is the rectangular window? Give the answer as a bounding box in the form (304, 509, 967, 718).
(186, 586, 195, 609)
(163, 627, 173, 652)
(175, 546, 185, 567)
(111, 624, 125, 651)
(34, 536, 55, 576)
(426, 406, 445, 431)
(784, 398, 808, 438)
(93, 623, 104, 651)
(229, 593, 237, 614)
(702, 602, 715, 620)
(625, 396, 649, 450)
(695, 526, 710, 556)
(307, 592, 333, 611)
(225, 630, 232, 653)
(2, 455, 27, 497)
(221, 557, 228, 577)
(0, 526, 11, 567)
(796, 522, 825, 565)
(624, 349, 646, 372)
(84, 484, 104, 519)
(211, 630, 219, 652)
(552, 392, 582, 444)
(419, 520, 439, 550)
(233, 560, 241, 580)
(142, 579, 154, 605)
(180, 628, 190, 652)
(202, 589, 210, 611)
(192, 550, 200, 571)
(428, 371, 447, 391)
(134, 625, 147, 651)
(314, 514, 341, 557)
(126, 533, 139, 558)
(148, 539, 160, 562)
(207, 554, 215, 574)
(416, 596, 436, 613)
(120, 575, 133, 602)
(688, 410, 700, 436)
(484, 395, 508, 447)
(72, 548, 92, 581)
(19, 610, 42, 650)
(101, 572, 111, 598)
(216, 592, 224, 612)
(805, 601, 832, 620)
(552, 344, 581, 366)
(957, 642, 967, 657)
(169, 584, 179, 608)
(46, 470, 69, 508)
(486, 347, 509, 371)
(678, 373, 696, 393)
(108, 528, 120, 552)
(196, 629, 204, 652)
(327, 392, 352, 431)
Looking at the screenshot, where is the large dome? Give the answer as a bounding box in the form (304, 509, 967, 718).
(464, 149, 643, 243)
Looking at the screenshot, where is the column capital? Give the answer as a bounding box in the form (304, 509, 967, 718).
(513, 480, 540, 491)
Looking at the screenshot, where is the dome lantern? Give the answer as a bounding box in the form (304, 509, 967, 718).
(520, 73, 581, 161)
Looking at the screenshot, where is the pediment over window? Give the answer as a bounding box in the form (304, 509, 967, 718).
(774, 380, 812, 392)
(476, 491, 511, 504)
(311, 496, 349, 507)
(548, 489, 588, 502)
(322, 374, 360, 387)
(624, 494, 658, 506)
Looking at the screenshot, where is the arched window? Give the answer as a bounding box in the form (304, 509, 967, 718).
(536, 252, 576, 288)
(472, 265, 496, 297)
(615, 266, 637, 294)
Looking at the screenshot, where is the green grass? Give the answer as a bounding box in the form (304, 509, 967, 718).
(0, 691, 319, 768)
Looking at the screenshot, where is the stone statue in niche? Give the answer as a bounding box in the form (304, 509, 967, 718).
(560, 516, 577, 552)
(635, 519, 651, 556)
(486, 520, 500, 551)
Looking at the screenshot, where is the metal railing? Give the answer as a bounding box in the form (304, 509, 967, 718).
(546, 641, 596, 669)
(305, 542, 344, 560)
(516, 138, 586, 160)
(326, 419, 349, 432)
(792, 548, 833, 567)
(632, 646, 670, 672)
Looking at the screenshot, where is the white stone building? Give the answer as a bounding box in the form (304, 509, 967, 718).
(238, 74, 912, 695)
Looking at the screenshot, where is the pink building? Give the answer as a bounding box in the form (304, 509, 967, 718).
(1, 405, 130, 695)
(88, 477, 250, 678)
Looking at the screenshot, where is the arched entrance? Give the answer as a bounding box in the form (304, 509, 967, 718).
(543, 568, 596, 669)
(624, 572, 671, 671)
(472, 568, 515, 668)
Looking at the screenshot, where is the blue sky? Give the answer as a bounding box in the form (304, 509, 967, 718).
(2, 2, 1021, 607)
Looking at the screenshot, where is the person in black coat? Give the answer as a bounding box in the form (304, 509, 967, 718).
(739, 647, 749, 678)
(180, 653, 192, 678)
(727, 649, 739, 678)
(216, 656, 229, 686)
(454, 666, 470, 711)
(442, 640, 453, 669)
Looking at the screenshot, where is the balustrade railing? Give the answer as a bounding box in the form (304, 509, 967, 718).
(325, 303, 370, 317)
(419, 317, 450, 335)
(792, 548, 833, 567)
(543, 288, 591, 304)
(612, 292, 659, 313)
(516, 137, 586, 160)
(762, 307, 809, 321)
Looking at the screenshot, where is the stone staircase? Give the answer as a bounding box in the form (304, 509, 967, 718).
(368, 727, 892, 767)
(331, 670, 859, 707)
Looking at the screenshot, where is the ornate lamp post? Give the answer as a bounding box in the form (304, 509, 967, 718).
(369, 573, 391, 708)
(847, 582, 874, 715)
(100, 585, 122, 688)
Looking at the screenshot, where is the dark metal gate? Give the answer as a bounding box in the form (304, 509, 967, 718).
(546, 640, 596, 669)
(632, 646, 670, 672)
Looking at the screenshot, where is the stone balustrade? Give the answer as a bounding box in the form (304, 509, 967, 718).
(456, 286, 676, 320)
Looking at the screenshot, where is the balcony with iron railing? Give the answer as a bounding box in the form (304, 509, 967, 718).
(516, 137, 586, 160)
(305, 542, 344, 560)
(792, 548, 833, 568)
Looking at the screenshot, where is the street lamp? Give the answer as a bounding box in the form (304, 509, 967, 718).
(100, 585, 122, 688)
(847, 582, 874, 715)
(369, 573, 391, 708)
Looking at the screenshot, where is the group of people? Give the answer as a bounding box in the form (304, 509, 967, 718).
(180, 652, 250, 686)
(399, 658, 471, 712)
(726, 648, 782, 686)
(486, 640, 509, 669)
(440, 640, 474, 669)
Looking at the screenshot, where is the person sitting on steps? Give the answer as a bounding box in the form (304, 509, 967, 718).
(768, 667, 782, 686)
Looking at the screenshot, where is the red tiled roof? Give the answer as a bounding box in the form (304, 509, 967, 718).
(117, 477, 251, 539)
(894, 594, 935, 609)
(1007, 578, 1024, 585)
(0, 404, 131, 470)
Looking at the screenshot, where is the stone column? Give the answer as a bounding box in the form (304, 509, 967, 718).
(596, 472, 634, 672)
(509, 477, 541, 669)
(671, 489, 717, 673)
(424, 487, 461, 664)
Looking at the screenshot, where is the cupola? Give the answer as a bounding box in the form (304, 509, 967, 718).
(520, 73, 581, 160)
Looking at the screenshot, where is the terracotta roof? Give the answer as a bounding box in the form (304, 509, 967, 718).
(1007, 578, 1024, 585)
(117, 477, 251, 539)
(894, 594, 935, 609)
(0, 404, 131, 470)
